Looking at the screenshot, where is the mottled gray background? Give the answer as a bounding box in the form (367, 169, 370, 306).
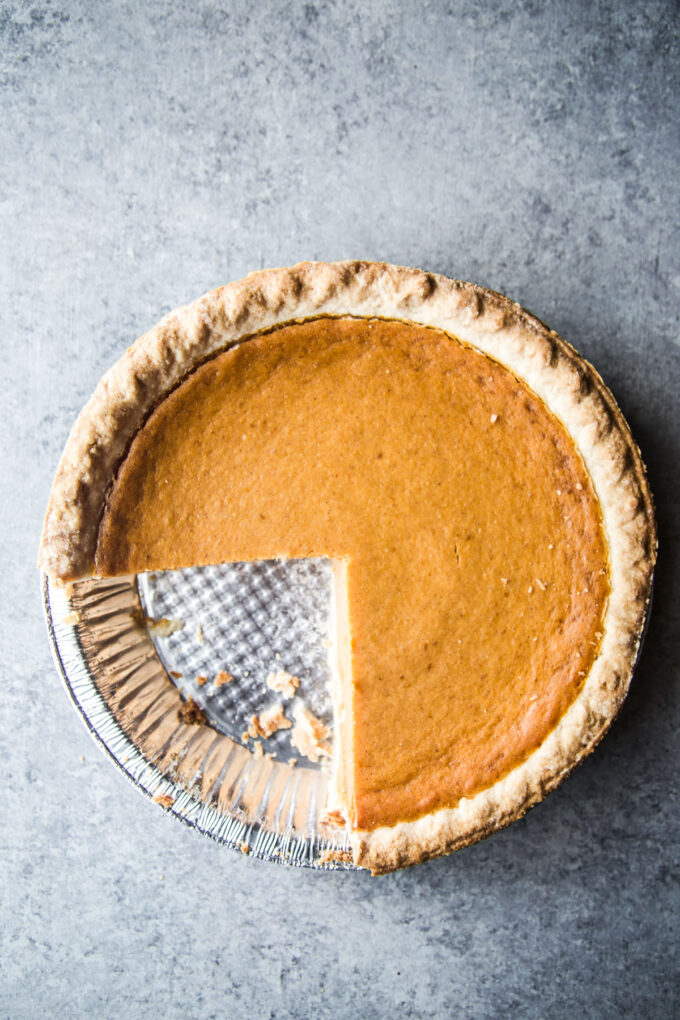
(2, 1, 679, 1017)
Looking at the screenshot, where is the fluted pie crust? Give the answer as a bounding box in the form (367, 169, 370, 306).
(39, 261, 656, 874)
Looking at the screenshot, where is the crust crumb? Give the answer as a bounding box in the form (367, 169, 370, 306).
(195, 675, 208, 686)
(153, 794, 174, 809)
(266, 669, 300, 700)
(215, 670, 233, 686)
(169, 670, 183, 679)
(319, 808, 346, 828)
(239, 842, 250, 855)
(318, 847, 353, 865)
(145, 615, 184, 637)
(248, 703, 292, 739)
(253, 740, 263, 759)
(290, 703, 331, 763)
(178, 698, 207, 726)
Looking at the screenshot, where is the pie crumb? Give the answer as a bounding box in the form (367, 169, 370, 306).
(215, 670, 233, 686)
(146, 615, 184, 637)
(253, 740, 263, 759)
(290, 702, 332, 763)
(266, 669, 300, 700)
(239, 842, 250, 855)
(319, 808, 346, 828)
(195, 675, 208, 686)
(153, 794, 174, 809)
(178, 698, 207, 726)
(169, 670, 183, 679)
(318, 847, 353, 865)
(248, 703, 292, 739)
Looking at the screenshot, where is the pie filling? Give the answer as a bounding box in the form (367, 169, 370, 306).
(95, 316, 610, 833)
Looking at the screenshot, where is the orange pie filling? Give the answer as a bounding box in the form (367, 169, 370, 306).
(95, 317, 609, 832)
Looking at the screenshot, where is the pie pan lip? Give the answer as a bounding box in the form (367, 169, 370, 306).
(41, 570, 357, 871)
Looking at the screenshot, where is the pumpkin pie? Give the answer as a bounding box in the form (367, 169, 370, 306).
(39, 261, 656, 873)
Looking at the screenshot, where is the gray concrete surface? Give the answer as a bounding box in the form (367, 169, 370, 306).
(2, 1, 679, 1017)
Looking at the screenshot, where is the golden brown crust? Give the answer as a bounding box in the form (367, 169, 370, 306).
(38, 261, 656, 872)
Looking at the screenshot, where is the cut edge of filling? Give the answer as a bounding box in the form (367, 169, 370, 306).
(325, 557, 355, 833)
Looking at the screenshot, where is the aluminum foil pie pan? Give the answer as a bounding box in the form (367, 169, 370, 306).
(42, 559, 354, 870)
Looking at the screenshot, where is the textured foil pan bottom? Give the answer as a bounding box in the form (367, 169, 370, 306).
(42, 561, 354, 870)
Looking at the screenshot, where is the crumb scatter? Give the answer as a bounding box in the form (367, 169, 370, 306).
(145, 614, 184, 637)
(248, 703, 291, 739)
(318, 847, 352, 865)
(178, 698, 207, 726)
(266, 669, 300, 700)
(290, 702, 332, 763)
